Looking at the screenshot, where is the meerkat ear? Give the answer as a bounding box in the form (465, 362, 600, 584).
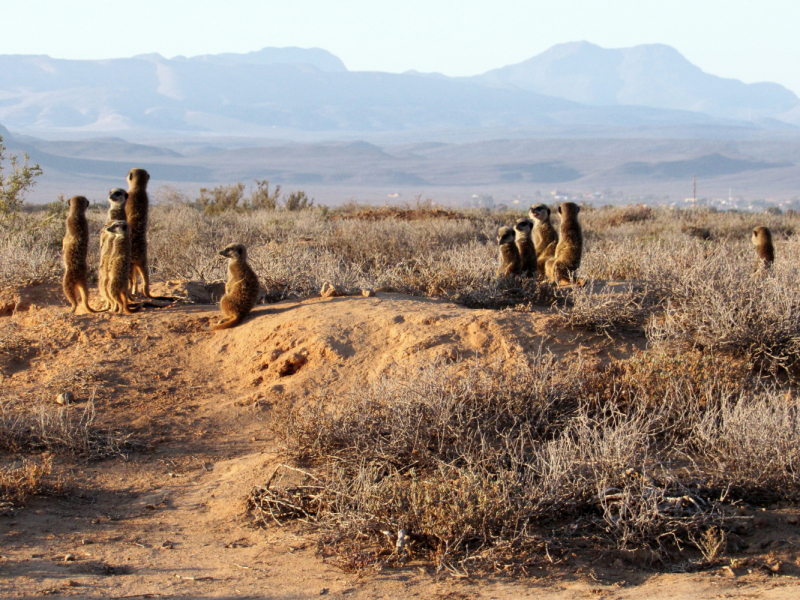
(575, 205, 581, 214)
(558, 205, 563, 215)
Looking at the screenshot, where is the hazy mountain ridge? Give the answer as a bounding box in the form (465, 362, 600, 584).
(471, 41, 800, 124)
(1, 44, 799, 203)
(0, 44, 791, 139)
(4, 122, 798, 204)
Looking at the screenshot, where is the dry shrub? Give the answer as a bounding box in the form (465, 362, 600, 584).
(691, 390, 800, 497)
(587, 348, 749, 411)
(649, 253, 800, 375)
(252, 350, 797, 571)
(0, 457, 62, 512)
(0, 398, 133, 460)
(592, 204, 654, 229)
(557, 282, 654, 335)
(328, 205, 465, 222)
(682, 225, 713, 241)
(0, 213, 63, 286)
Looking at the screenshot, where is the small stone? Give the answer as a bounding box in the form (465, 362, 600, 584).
(754, 516, 769, 528)
(320, 282, 346, 298)
(361, 289, 375, 297)
(55, 392, 74, 406)
(63, 553, 75, 562)
(768, 561, 784, 574)
(320, 589, 329, 596)
(787, 515, 799, 525)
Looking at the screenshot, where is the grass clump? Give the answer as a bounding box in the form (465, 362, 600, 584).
(0, 397, 133, 460)
(0, 457, 63, 513)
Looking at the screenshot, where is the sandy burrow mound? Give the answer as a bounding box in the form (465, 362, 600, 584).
(192, 292, 642, 402)
(0, 282, 65, 316)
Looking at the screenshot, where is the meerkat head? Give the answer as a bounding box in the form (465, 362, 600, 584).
(220, 243, 247, 261)
(514, 218, 533, 239)
(497, 226, 515, 246)
(108, 188, 128, 206)
(558, 202, 580, 219)
(752, 226, 772, 247)
(127, 168, 150, 187)
(69, 195, 90, 212)
(529, 204, 551, 224)
(106, 220, 128, 236)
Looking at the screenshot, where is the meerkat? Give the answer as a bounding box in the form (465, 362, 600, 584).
(529, 204, 558, 277)
(545, 202, 583, 286)
(752, 226, 774, 269)
(212, 243, 260, 331)
(496, 226, 522, 277)
(125, 168, 151, 298)
(105, 220, 135, 315)
(98, 188, 128, 311)
(62, 196, 95, 314)
(514, 218, 537, 277)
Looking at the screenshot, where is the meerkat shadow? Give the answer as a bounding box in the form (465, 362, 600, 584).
(208, 302, 302, 331)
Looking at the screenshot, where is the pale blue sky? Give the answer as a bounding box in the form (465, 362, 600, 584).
(3, 0, 799, 94)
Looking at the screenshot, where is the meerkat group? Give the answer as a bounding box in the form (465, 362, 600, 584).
(61, 169, 778, 325)
(496, 200, 778, 285)
(60, 167, 259, 330)
(496, 201, 584, 286)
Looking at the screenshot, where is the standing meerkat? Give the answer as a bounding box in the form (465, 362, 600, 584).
(514, 218, 537, 277)
(125, 168, 151, 298)
(212, 243, 260, 331)
(496, 226, 522, 277)
(752, 226, 774, 269)
(62, 195, 95, 314)
(98, 188, 128, 311)
(105, 220, 134, 315)
(545, 202, 583, 286)
(529, 204, 558, 277)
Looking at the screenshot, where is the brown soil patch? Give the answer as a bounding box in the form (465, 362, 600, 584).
(0, 283, 798, 598)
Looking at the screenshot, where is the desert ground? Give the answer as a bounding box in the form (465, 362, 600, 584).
(2, 203, 800, 598)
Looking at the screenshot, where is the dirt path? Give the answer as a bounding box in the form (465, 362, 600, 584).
(0, 286, 798, 598)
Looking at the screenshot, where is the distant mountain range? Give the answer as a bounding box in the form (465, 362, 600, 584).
(0, 43, 798, 139)
(470, 42, 800, 124)
(2, 44, 799, 204)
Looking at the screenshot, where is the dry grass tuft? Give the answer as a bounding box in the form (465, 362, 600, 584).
(0, 458, 54, 510)
(0, 397, 134, 460)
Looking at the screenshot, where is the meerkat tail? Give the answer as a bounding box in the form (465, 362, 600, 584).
(211, 315, 244, 331)
(116, 291, 139, 315)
